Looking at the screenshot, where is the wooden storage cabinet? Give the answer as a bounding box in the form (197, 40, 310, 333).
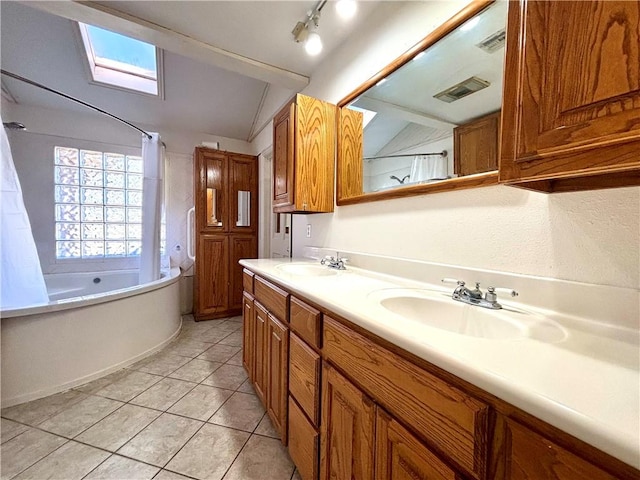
(272, 94, 337, 213)
(288, 333, 321, 426)
(454, 111, 500, 177)
(242, 292, 254, 380)
(193, 148, 258, 320)
(267, 314, 289, 441)
(252, 301, 269, 404)
(500, 0, 640, 192)
(289, 396, 319, 480)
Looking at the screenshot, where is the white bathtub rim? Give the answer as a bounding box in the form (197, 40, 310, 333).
(1, 267, 181, 319)
(2, 317, 182, 408)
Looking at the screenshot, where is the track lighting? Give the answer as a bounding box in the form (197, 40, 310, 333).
(336, 0, 357, 20)
(293, 0, 357, 56)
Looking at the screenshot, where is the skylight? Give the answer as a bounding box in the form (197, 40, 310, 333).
(78, 23, 161, 96)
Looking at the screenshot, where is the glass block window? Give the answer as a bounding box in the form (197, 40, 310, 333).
(54, 146, 143, 259)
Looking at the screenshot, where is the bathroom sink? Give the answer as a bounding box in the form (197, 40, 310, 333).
(276, 263, 338, 277)
(370, 289, 566, 341)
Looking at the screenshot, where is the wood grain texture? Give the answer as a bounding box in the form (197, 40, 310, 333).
(454, 111, 500, 176)
(323, 317, 489, 479)
(254, 276, 289, 321)
(337, 107, 364, 202)
(267, 314, 289, 444)
(242, 293, 255, 381)
(320, 362, 376, 480)
(376, 409, 461, 480)
(290, 297, 322, 349)
(288, 396, 320, 480)
(242, 269, 254, 294)
(253, 301, 269, 405)
(273, 100, 295, 209)
(228, 153, 259, 234)
(194, 235, 229, 320)
(294, 94, 336, 213)
(229, 235, 257, 312)
(500, 0, 640, 187)
(289, 333, 321, 427)
(195, 148, 228, 232)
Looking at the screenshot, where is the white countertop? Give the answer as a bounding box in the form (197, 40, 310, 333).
(240, 258, 640, 469)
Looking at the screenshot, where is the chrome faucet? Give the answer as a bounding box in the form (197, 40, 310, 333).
(441, 278, 518, 310)
(321, 252, 347, 270)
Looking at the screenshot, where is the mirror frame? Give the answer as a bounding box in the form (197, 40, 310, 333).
(336, 0, 500, 206)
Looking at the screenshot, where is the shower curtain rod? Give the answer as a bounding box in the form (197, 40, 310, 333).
(1, 69, 155, 141)
(364, 150, 447, 161)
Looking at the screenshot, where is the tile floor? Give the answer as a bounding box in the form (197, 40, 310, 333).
(1, 315, 302, 480)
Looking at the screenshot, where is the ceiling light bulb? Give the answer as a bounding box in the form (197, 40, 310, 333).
(336, 0, 357, 20)
(305, 31, 323, 55)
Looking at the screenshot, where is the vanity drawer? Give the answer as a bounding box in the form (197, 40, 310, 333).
(323, 316, 490, 479)
(288, 396, 319, 480)
(290, 297, 322, 348)
(254, 276, 289, 320)
(289, 333, 321, 426)
(242, 269, 254, 294)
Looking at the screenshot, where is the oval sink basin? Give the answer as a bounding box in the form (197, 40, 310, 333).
(276, 263, 338, 277)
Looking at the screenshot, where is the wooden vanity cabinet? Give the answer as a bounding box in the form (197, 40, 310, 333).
(454, 111, 500, 177)
(273, 94, 337, 213)
(499, 0, 640, 192)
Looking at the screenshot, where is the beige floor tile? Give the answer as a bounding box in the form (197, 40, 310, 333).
(236, 380, 255, 395)
(0, 429, 67, 480)
(95, 371, 162, 402)
(165, 424, 249, 480)
(222, 435, 294, 480)
(76, 404, 161, 451)
(117, 413, 203, 467)
(201, 364, 247, 391)
(208, 392, 264, 432)
(197, 345, 240, 363)
(199, 329, 234, 344)
(213, 322, 242, 335)
(1, 418, 29, 444)
(254, 414, 279, 439)
(166, 340, 212, 358)
(169, 359, 223, 383)
(226, 316, 242, 323)
(1, 390, 87, 426)
(73, 369, 131, 395)
(154, 470, 193, 480)
(136, 353, 191, 376)
(130, 378, 196, 411)
(168, 385, 233, 421)
(13, 440, 110, 480)
(38, 395, 123, 438)
(225, 351, 243, 367)
(217, 331, 242, 347)
(83, 454, 160, 480)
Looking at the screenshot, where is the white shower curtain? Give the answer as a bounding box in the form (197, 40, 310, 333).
(409, 154, 448, 183)
(139, 133, 164, 284)
(0, 116, 49, 308)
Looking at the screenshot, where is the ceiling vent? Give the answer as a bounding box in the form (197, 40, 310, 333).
(476, 29, 506, 54)
(433, 76, 490, 103)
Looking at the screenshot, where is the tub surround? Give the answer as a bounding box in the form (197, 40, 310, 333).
(1, 268, 182, 407)
(239, 256, 639, 470)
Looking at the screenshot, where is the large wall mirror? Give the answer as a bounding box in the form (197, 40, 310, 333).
(337, 0, 507, 205)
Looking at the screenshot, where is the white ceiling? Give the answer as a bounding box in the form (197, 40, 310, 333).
(1, 0, 381, 141)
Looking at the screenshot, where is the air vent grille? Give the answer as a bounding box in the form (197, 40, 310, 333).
(433, 76, 490, 103)
(476, 29, 506, 54)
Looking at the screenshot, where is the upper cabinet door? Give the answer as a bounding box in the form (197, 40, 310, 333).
(195, 148, 228, 232)
(500, 0, 640, 192)
(273, 100, 296, 210)
(228, 154, 258, 234)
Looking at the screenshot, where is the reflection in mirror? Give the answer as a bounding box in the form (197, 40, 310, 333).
(345, 1, 507, 195)
(237, 191, 251, 227)
(206, 188, 221, 227)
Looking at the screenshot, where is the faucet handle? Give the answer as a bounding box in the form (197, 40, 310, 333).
(441, 278, 465, 286)
(485, 286, 518, 303)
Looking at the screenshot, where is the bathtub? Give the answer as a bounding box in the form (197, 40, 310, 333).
(1, 268, 182, 407)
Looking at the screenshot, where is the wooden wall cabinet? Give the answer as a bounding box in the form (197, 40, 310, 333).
(454, 111, 500, 177)
(193, 148, 258, 320)
(500, 0, 640, 192)
(273, 94, 337, 213)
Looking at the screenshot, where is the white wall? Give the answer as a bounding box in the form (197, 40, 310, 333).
(251, 1, 640, 291)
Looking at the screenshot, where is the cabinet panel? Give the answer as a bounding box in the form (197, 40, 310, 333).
(253, 301, 269, 404)
(254, 276, 289, 321)
(500, 0, 640, 189)
(242, 269, 254, 294)
(194, 235, 229, 319)
(376, 409, 460, 480)
(320, 362, 375, 480)
(289, 396, 319, 480)
(323, 316, 489, 479)
(267, 314, 289, 443)
(242, 292, 255, 381)
(229, 236, 257, 312)
(337, 107, 364, 201)
(290, 297, 322, 349)
(454, 111, 500, 176)
(195, 149, 228, 232)
(289, 333, 321, 426)
(273, 101, 295, 208)
(228, 154, 258, 234)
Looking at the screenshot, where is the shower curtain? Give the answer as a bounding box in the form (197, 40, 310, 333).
(409, 154, 448, 183)
(0, 116, 49, 308)
(139, 133, 164, 284)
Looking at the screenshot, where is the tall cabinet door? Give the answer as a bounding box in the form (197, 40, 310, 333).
(253, 302, 269, 405)
(242, 292, 255, 381)
(229, 154, 258, 235)
(267, 314, 289, 443)
(195, 149, 228, 233)
(320, 362, 375, 480)
(229, 235, 257, 311)
(194, 235, 229, 318)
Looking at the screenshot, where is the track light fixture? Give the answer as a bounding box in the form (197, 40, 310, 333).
(292, 0, 327, 56)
